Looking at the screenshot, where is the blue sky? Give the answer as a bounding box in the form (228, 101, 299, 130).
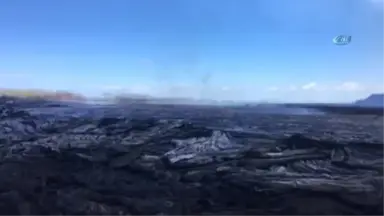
(0, 0, 383, 102)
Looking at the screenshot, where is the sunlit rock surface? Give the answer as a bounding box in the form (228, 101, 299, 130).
(0, 96, 383, 215)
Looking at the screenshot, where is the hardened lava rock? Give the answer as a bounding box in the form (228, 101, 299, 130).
(0, 98, 383, 215)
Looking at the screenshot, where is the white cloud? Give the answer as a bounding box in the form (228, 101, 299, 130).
(101, 85, 124, 90)
(266, 86, 279, 91)
(221, 86, 230, 91)
(335, 81, 365, 92)
(333, 81, 384, 92)
(301, 82, 317, 90)
(288, 85, 298, 91)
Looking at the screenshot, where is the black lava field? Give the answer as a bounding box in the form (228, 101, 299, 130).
(0, 97, 383, 215)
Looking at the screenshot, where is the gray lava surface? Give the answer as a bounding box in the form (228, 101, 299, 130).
(0, 97, 383, 215)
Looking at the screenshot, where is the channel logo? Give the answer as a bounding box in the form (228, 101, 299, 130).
(333, 35, 352, 45)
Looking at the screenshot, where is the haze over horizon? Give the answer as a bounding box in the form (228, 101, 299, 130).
(0, 0, 383, 103)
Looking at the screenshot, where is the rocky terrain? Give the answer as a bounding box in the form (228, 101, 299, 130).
(0, 96, 383, 215)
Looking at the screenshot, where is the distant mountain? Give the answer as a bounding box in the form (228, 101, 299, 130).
(355, 94, 384, 107)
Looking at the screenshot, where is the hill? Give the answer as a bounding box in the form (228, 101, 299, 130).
(355, 94, 384, 107)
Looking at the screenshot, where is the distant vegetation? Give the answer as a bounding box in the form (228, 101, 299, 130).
(0, 88, 86, 102)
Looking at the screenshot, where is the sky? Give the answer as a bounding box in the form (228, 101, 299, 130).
(0, 0, 383, 103)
